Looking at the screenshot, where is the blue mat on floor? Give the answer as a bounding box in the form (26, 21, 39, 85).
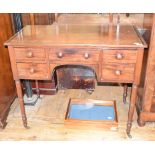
(69, 104, 115, 121)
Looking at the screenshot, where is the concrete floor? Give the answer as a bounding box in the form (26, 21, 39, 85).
(0, 85, 155, 140)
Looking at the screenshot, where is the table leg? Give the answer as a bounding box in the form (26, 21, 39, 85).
(137, 119, 146, 127)
(123, 84, 128, 104)
(126, 84, 138, 138)
(15, 80, 28, 128)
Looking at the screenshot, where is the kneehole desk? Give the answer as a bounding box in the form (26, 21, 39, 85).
(4, 24, 147, 137)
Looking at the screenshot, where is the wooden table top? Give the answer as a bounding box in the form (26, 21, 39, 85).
(5, 24, 147, 48)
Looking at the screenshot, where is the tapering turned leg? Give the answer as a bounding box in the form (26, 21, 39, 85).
(126, 84, 138, 138)
(15, 80, 28, 128)
(0, 121, 7, 129)
(123, 84, 128, 104)
(137, 119, 146, 127)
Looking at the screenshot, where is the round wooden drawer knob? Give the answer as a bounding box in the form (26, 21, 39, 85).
(84, 53, 89, 59)
(57, 52, 63, 58)
(29, 68, 35, 74)
(27, 51, 33, 58)
(115, 70, 121, 75)
(116, 53, 123, 59)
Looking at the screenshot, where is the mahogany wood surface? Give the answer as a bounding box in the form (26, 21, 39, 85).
(5, 24, 146, 137)
(16, 63, 49, 80)
(5, 25, 145, 47)
(24, 13, 146, 94)
(143, 14, 153, 30)
(22, 13, 55, 26)
(14, 47, 47, 62)
(29, 14, 35, 25)
(137, 14, 155, 125)
(0, 14, 16, 128)
(101, 64, 135, 83)
(102, 49, 137, 64)
(19, 13, 147, 94)
(49, 48, 100, 63)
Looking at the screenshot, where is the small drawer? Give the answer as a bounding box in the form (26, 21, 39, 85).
(102, 50, 137, 64)
(101, 64, 135, 82)
(16, 63, 49, 80)
(14, 48, 46, 62)
(49, 48, 100, 63)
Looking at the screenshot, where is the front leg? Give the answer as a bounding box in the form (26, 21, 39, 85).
(126, 84, 138, 138)
(15, 80, 28, 128)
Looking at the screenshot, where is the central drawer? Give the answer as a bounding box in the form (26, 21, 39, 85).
(16, 63, 49, 80)
(49, 48, 100, 63)
(14, 48, 46, 62)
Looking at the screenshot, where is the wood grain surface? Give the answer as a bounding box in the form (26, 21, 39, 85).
(5, 25, 145, 47)
(0, 14, 16, 128)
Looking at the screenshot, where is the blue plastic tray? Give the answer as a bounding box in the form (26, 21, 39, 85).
(68, 104, 115, 121)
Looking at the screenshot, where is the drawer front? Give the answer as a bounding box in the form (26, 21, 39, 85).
(17, 63, 49, 80)
(103, 50, 137, 64)
(49, 48, 100, 63)
(101, 64, 135, 82)
(14, 48, 46, 62)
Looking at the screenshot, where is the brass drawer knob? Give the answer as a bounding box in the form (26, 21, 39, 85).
(57, 52, 63, 58)
(116, 53, 123, 60)
(29, 68, 35, 74)
(84, 53, 89, 59)
(115, 70, 121, 75)
(27, 51, 33, 58)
